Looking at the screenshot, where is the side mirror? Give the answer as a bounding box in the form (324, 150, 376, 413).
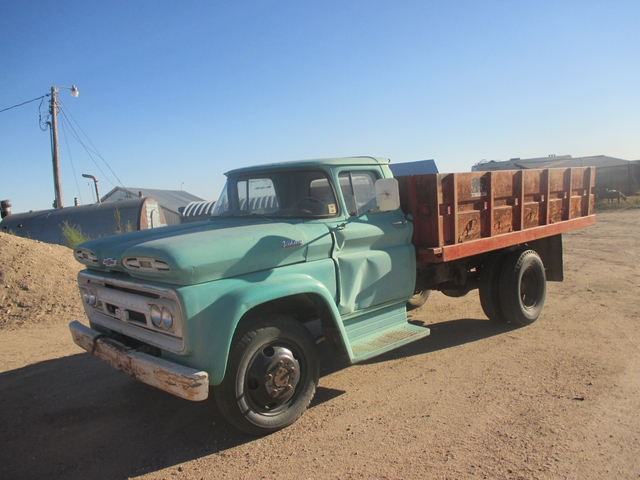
(375, 178, 400, 212)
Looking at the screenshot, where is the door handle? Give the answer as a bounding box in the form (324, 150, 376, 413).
(392, 220, 408, 226)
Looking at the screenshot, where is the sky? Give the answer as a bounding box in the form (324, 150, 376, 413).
(1, 0, 639, 214)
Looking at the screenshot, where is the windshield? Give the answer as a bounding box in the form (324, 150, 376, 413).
(211, 170, 339, 219)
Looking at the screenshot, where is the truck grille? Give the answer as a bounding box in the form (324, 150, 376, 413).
(78, 270, 185, 353)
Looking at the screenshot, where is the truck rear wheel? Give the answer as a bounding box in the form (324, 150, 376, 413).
(479, 251, 509, 323)
(499, 250, 546, 326)
(213, 315, 319, 436)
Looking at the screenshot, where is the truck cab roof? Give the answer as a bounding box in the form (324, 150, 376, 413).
(225, 156, 390, 176)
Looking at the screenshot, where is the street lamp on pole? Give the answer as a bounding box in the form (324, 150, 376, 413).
(50, 85, 79, 209)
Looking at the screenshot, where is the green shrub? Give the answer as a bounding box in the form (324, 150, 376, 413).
(114, 208, 134, 234)
(61, 221, 90, 249)
(114, 207, 122, 234)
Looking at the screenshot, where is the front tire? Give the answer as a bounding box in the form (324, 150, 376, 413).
(213, 315, 319, 436)
(407, 290, 431, 310)
(499, 250, 546, 326)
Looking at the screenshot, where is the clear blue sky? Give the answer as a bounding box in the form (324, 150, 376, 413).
(1, 1, 639, 213)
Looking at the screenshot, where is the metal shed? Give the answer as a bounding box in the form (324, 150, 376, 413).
(101, 187, 205, 225)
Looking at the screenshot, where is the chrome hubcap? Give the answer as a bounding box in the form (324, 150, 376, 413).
(246, 344, 300, 411)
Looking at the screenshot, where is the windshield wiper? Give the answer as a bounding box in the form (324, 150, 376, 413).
(212, 211, 276, 222)
(245, 212, 276, 222)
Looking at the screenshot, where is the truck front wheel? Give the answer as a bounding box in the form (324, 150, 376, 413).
(407, 290, 431, 310)
(499, 250, 546, 326)
(213, 315, 320, 436)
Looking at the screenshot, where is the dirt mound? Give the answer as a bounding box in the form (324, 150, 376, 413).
(0, 233, 84, 330)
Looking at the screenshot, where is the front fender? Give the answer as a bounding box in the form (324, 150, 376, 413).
(169, 259, 342, 385)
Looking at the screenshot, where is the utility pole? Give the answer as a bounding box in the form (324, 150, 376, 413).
(49, 85, 78, 209)
(50, 87, 63, 209)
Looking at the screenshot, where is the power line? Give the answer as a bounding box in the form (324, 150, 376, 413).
(59, 102, 126, 189)
(4, 90, 127, 205)
(58, 107, 116, 189)
(0, 95, 47, 114)
(60, 119, 84, 205)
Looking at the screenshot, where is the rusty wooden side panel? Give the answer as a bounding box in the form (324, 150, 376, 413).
(398, 167, 595, 264)
(418, 215, 596, 263)
(69, 320, 209, 401)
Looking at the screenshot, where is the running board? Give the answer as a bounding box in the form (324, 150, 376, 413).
(343, 303, 430, 363)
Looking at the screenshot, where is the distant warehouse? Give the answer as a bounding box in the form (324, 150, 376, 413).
(101, 187, 204, 226)
(473, 155, 640, 196)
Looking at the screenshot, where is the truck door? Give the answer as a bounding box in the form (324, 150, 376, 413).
(329, 169, 416, 314)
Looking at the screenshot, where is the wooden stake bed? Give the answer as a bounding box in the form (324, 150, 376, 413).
(397, 167, 596, 264)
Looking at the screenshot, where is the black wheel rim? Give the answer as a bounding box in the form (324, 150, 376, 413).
(520, 265, 541, 310)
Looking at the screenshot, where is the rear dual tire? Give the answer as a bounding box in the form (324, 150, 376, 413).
(479, 251, 509, 323)
(479, 249, 546, 326)
(500, 250, 546, 326)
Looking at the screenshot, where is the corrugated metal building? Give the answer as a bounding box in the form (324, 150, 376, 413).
(180, 200, 217, 223)
(101, 187, 205, 225)
(473, 155, 640, 195)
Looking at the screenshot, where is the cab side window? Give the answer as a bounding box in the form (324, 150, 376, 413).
(338, 171, 378, 216)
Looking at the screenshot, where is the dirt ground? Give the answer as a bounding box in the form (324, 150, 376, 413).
(0, 209, 638, 479)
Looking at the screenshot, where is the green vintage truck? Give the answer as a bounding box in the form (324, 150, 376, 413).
(70, 156, 595, 435)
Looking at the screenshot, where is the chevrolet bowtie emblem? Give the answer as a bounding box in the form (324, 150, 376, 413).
(103, 258, 118, 267)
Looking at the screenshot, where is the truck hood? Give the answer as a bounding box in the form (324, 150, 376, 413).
(77, 218, 334, 285)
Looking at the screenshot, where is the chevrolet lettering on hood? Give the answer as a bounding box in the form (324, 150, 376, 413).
(282, 239, 303, 249)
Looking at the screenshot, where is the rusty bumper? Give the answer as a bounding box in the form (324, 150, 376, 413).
(69, 320, 209, 401)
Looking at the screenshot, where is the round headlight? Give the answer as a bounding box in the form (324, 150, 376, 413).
(81, 288, 97, 307)
(150, 304, 162, 327)
(161, 308, 174, 330)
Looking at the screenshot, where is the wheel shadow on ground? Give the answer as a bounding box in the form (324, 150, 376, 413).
(0, 318, 513, 480)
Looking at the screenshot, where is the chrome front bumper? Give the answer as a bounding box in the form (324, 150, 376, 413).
(69, 320, 208, 401)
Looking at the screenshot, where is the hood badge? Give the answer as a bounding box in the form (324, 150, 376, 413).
(103, 258, 118, 267)
(282, 239, 304, 249)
